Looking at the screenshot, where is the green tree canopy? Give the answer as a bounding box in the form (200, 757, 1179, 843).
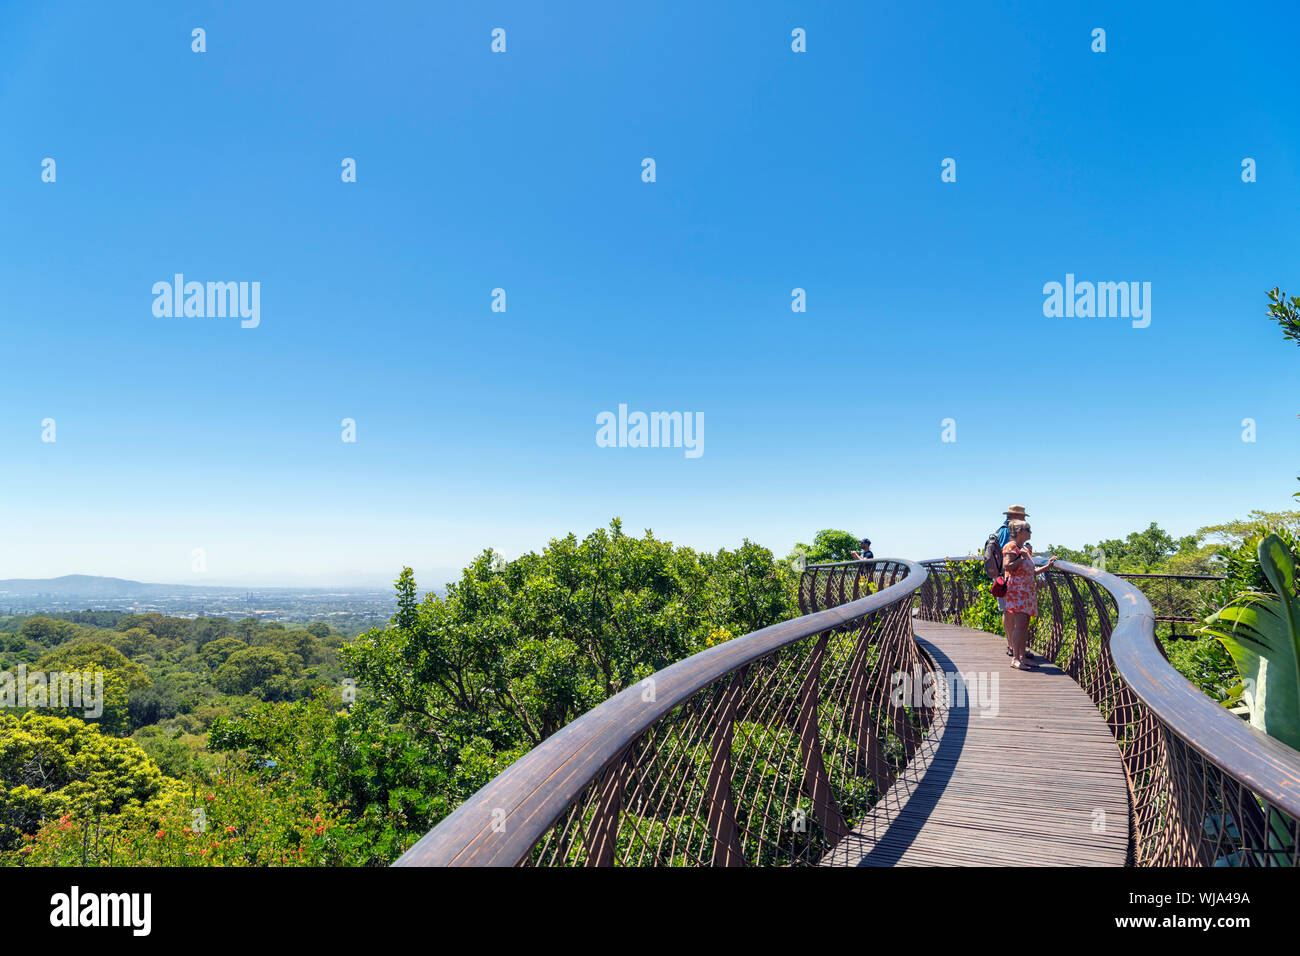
(199, 637, 250, 673)
(342, 520, 797, 812)
(19, 616, 95, 647)
(30, 642, 151, 734)
(1046, 522, 1202, 572)
(213, 647, 303, 701)
(1266, 286, 1300, 346)
(0, 712, 164, 850)
(791, 529, 867, 563)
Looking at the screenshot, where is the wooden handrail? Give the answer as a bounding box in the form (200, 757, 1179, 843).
(1078, 562, 1300, 816)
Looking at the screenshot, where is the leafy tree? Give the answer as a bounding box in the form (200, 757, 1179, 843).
(148, 671, 208, 715)
(1046, 522, 1201, 572)
(189, 703, 234, 731)
(1043, 542, 1093, 566)
(6, 765, 353, 867)
(188, 617, 234, 647)
(209, 693, 452, 865)
(1266, 286, 1300, 346)
(1201, 523, 1300, 616)
(36, 642, 149, 690)
(199, 637, 249, 673)
(32, 642, 151, 735)
(347, 522, 794, 752)
(700, 541, 798, 636)
(18, 617, 94, 647)
(131, 726, 209, 779)
(255, 628, 323, 666)
(1198, 510, 1300, 552)
(116, 612, 189, 645)
(0, 712, 165, 850)
(1098, 522, 1198, 570)
(108, 626, 164, 660)
(1163, 633, 1245, 708)
(62, 610, 124, 628)
(127, 684, 185, 730)
(791, 529, 866, 563)
(1, 523, 802, 865)
(213, 647, 303, 701)
(337, 520, 798, 851)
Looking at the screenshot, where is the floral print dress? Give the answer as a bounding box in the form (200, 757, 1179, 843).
(1002, 543, 1038, 615)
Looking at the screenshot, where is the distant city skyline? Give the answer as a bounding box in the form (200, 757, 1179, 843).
(1, 2, 1296, 588)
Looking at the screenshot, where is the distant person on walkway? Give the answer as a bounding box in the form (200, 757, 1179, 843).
(851, 538, 873, 560)
(985, 504, 1032, 658)
(1002, 519, 1056, 670)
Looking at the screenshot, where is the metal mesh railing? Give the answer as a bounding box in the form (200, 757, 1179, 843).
(394, 559, 933, 866)
(919, 557, 1300, 866)
(1114, 571, 1226, 638)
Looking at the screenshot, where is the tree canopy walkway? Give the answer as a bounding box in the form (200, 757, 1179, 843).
(820, 621, 1128, 866)
(394, 558, 1300, 867)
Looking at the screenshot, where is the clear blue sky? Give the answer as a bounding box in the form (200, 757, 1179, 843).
(1, 1, 1296, 587)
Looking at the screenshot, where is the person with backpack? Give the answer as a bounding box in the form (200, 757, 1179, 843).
(983, 505, 1033, 659)
(1002, 519, 1058, 669)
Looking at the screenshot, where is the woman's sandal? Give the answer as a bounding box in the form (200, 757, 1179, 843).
(1010, 658, 1037, 670)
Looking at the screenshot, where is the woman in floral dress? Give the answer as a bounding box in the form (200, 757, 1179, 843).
(1001, 519, 1056, 670)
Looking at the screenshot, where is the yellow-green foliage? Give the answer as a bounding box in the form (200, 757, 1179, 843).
(0, 712, 165, 851)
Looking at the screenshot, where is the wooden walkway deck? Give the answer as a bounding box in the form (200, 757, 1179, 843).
(822, 621, 1131, 866)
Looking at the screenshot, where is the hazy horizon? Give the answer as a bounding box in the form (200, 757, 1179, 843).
(0, 567, 444, 591)
(0, 496, 1289, 591)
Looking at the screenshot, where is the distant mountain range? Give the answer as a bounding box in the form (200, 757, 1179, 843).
(0, 575, 383, 597)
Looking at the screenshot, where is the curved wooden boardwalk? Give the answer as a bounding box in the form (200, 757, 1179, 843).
(822, 621, 1131, 866)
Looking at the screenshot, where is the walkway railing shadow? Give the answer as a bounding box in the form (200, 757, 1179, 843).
(919, 557, 1300, 866)
(394, 559, 933, 866)
(817, 635, 968, 867)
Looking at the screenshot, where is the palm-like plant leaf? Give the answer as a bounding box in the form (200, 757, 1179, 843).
(1201, 534, 1300, 751)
